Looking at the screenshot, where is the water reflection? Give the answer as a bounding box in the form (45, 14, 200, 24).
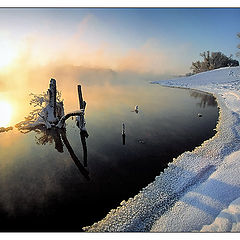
(0, 81, 219, 231)
(80, 131, 88, 167)
(190, 90, 217, 108)
(35, 128, 64, 153)
(122, 133, 126, 145)
(24, 126, 90, 180)
(60, 129, 90, 181)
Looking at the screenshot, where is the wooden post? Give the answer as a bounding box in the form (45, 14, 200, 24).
(49, 78, 57, 118)
(78, 85, 84, 110)
(47, 78, 57, 124)
(122, 123, 125, 135)
(122, 123, 126, 145)
(77, 85, 88, 133)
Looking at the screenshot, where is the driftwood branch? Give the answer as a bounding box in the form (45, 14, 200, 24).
(16, 79, 89, 132)
(56, 111, 83, 128)
(56, 85, 88, 130)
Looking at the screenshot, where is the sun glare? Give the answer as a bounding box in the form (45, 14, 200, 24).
(0, 41, 17, 69)
(0, 101, 13, 127)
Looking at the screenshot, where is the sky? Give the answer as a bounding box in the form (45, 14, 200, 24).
(0, 8, 239, 75)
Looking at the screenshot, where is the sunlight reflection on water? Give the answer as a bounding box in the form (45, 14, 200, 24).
(0, 70, 219, 231)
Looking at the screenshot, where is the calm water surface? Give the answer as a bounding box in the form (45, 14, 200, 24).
(0, 81, 218, 231)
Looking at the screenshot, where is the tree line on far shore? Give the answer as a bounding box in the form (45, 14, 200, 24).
(188, 33, 240, 75)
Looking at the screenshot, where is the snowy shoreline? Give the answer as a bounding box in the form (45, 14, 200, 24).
(83, 66, 240, 232)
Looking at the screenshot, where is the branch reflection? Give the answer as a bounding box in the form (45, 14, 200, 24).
(23, 126, 90, 180)
(60, 129, 90, 180)
(80, 131, 88, 167)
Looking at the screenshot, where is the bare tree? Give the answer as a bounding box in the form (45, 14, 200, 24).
(191, 51, 239, 74)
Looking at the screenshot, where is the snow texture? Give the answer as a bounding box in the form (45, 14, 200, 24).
(82, 66, 240, 232)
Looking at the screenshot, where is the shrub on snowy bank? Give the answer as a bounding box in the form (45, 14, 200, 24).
(190, 51, 239, 74)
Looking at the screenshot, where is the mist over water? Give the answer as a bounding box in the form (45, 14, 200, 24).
(0, 67, 219, 231)
(0, 63, 173, 127)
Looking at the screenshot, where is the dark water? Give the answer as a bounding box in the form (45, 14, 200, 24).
(0, 83, 218, 232)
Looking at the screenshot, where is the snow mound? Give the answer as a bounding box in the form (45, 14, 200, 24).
(200, 197, 240, 232)
(150, 149, 240, 232)
(83, 66, 240, 232)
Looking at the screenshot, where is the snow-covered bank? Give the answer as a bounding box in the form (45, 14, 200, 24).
(83, 66, 240, 232)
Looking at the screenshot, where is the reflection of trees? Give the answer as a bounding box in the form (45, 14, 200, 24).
(22, 126, 89, 180)
(190, 90, 217, 108)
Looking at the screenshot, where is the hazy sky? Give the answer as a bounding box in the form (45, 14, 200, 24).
(0, 8, 239, 74)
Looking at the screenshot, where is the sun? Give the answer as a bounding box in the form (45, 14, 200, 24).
(0, 101, 13, 127)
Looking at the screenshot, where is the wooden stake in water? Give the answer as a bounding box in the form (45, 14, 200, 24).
(77, 85, 88, 134)
(49, 78, 57, 118)
(78, 85, 84, 110)
(47, 78, 57, 123)
(122, 123, 126, 145)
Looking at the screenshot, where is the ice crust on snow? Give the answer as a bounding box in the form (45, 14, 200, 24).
(83, 66, 240, 232)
